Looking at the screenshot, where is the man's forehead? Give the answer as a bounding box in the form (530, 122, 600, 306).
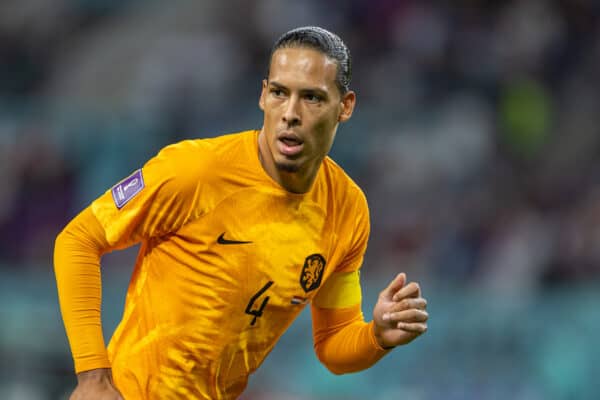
(271, 47, 336, 64)
(268, 47, 338, 89)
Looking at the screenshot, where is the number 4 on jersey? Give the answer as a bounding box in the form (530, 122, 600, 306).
(245, 281, 274, 326)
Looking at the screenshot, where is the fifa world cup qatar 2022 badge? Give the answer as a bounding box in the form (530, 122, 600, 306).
(111, 169, 145, 209)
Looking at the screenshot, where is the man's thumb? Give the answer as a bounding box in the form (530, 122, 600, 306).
(382, 272, 406, 299)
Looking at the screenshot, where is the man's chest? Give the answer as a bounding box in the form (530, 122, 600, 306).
(151, 189, 346, 328)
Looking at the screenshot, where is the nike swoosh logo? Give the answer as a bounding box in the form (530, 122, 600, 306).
(217, 232, 253, 245)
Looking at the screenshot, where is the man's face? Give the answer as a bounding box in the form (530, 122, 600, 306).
(259, 47, 355, 177)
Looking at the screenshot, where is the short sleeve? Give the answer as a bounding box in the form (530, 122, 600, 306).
(90, 140, 213, 248)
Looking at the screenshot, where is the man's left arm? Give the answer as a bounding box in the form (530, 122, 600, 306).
(312, 184, 428, 374)
(311, 271, 428, 375)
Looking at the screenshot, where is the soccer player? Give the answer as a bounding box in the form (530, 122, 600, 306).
(54, 26, 428, 399)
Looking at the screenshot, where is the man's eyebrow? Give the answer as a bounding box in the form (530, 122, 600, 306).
(268, 81, 287, 89)
(300, 87, 328, 96)
(269, 81, 328, 95)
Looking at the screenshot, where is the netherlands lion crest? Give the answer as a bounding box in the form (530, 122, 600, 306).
(300, 254, 326, 292)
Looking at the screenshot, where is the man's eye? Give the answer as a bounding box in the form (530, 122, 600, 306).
(271, 89, 284, 97)
(305, 94, 322, 102)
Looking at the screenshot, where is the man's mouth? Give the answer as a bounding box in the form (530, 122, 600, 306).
(277, 133, 304, 157)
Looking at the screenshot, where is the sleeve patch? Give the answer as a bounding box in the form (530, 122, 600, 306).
(111, 169, 145, 209)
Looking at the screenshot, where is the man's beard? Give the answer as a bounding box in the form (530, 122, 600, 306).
(275, 161, 300, 173)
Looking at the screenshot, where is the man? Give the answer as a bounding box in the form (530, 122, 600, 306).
(54, 26, 428, 399)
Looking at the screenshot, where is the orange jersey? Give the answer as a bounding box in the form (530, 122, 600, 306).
(88, 130, 370, 399)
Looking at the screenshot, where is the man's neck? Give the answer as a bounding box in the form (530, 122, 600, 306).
(275, 168, 317, 194)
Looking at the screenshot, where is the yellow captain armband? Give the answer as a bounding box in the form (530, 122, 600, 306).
(313, 270, 362, 309)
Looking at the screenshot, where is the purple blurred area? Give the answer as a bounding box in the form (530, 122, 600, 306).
(1, 1, 599, 399)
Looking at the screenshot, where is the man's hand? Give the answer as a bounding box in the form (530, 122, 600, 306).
(69, 368, 124, 400)
(373, 273, 428, 349)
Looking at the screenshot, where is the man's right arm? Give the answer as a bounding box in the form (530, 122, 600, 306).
(55, 140, 211, 397)
(54, 207, 121, 397)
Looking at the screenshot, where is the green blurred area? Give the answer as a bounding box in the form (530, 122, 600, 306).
(499, 78, 553, 160)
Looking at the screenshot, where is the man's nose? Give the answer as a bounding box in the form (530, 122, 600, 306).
(282, 96, 301, 125)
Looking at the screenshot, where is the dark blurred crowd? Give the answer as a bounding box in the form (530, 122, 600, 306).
(2, 0, 600, 290)
(2, 1, 600, 399)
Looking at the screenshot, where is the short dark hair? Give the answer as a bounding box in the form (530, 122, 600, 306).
(269, 26, 352, 94)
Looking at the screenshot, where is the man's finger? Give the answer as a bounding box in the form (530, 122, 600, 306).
(381, 273, 406, 299)
(383, 309, 428, 324)
(386, 298, 427, 313)
(396, 322, 428, 333)
(380, 273, 406, 300)
(392, 282, 421, 302)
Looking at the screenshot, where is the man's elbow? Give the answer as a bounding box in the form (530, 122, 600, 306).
(316, 355, 346, 375)
(314, 345, 360, 375)
(54, 225, 77, 255)
(54, 227, 75, 276)
(54, 227, 68, 248)
(54, 228, 68, 260)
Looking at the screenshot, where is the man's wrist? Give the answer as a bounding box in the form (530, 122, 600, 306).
(370, 321, 395, 351)
(77, 368, 113, 384)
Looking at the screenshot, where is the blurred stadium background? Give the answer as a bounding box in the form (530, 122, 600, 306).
(1, 0, 599, 399)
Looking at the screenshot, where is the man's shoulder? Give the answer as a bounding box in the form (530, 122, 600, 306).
(165, 130, 254, 154)
(152, 130, 255, 183)
(159, 129, 254, 163)
(322, 157, 366, 202)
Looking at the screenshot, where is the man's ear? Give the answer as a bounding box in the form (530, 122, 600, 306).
(259, 79, 268, 111)
(338, 90, 356, 122)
